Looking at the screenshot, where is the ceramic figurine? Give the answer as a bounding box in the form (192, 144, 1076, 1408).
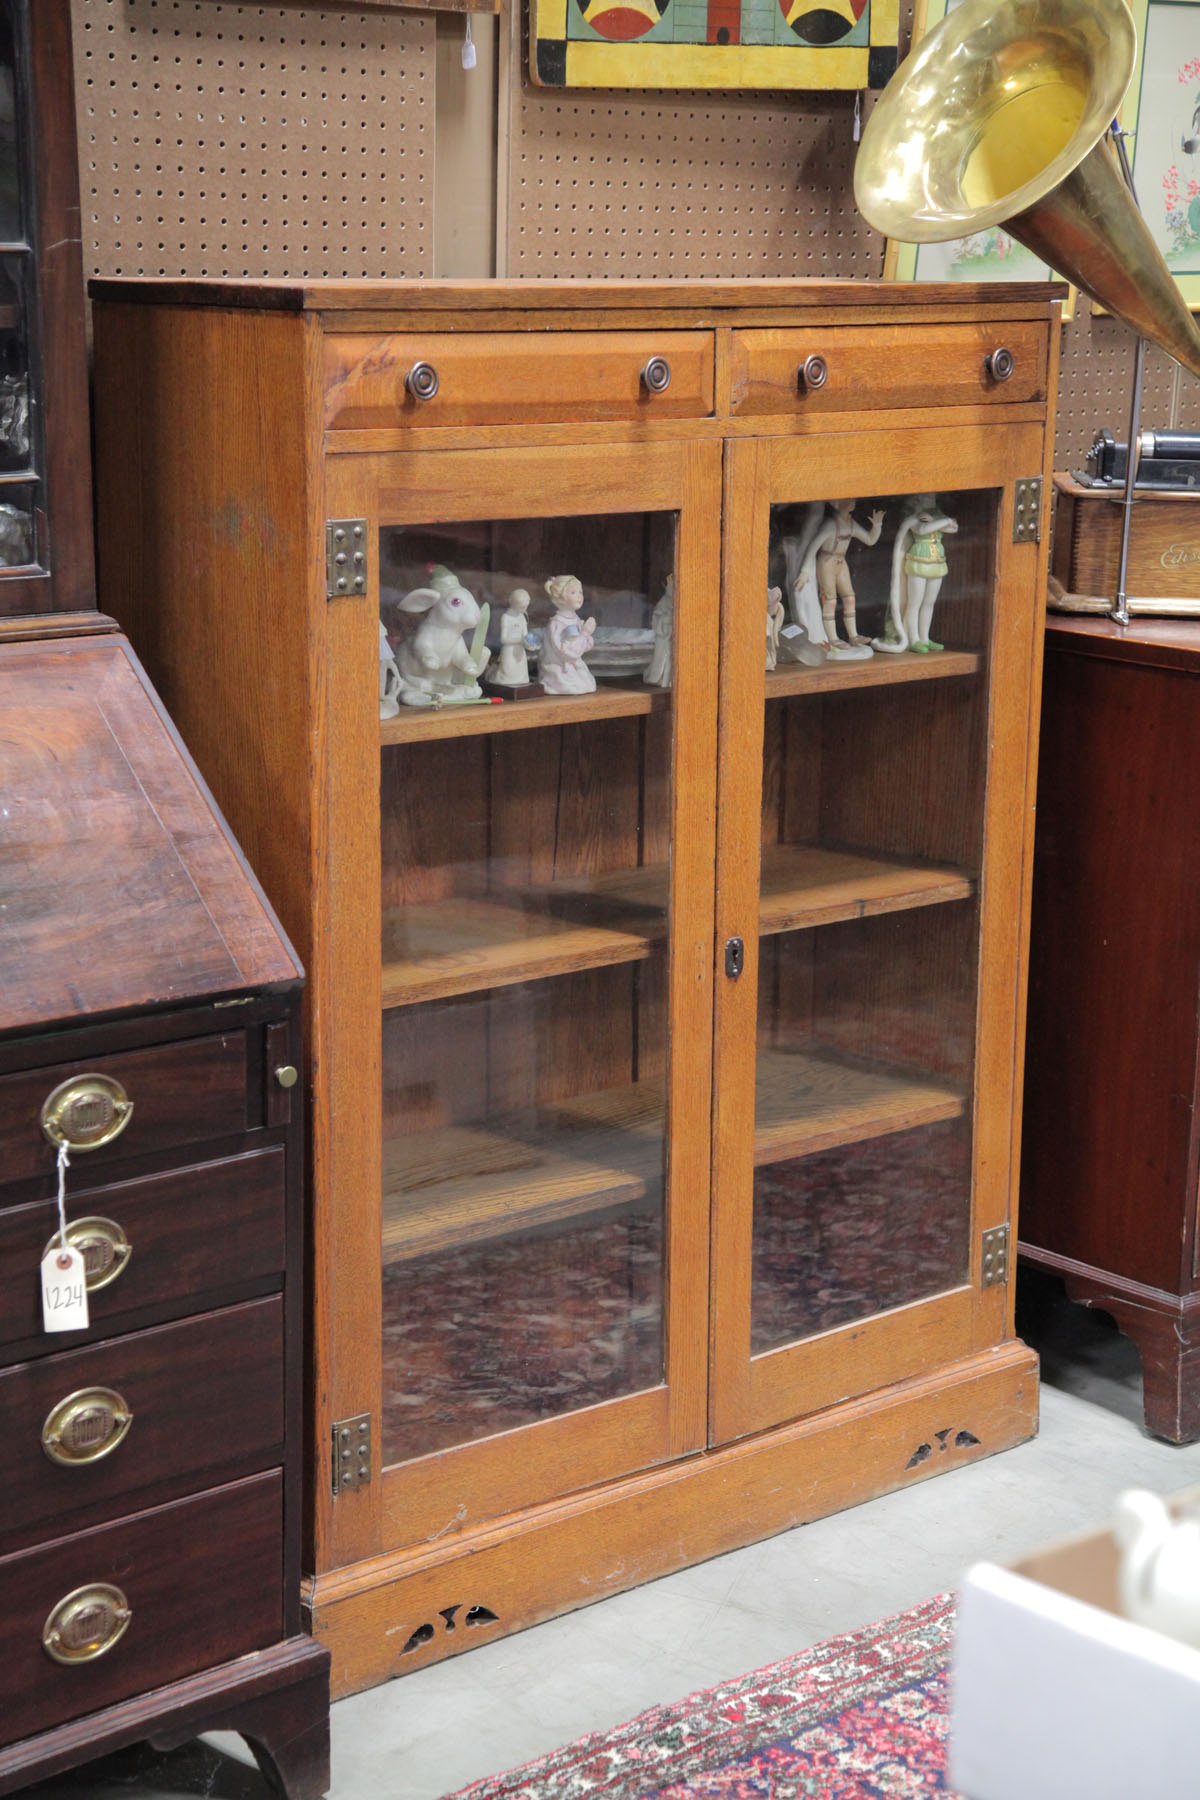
(540, 574, 597, 696)
(379, 619, 402, 719)
(779, 504, 828, 663)
(486, 588, 541, 695)
(874, 494, 958, 654)
(644, 575, 674, 688)
(1114, 1488, 1200, 1648)
(394, 564, 491, 706)
(795, 498, 883, 660)
(765, 585, 785, 671)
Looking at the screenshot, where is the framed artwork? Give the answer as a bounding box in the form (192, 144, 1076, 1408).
(1121, 0, 1200, 307)
(883, 0, 1075, 316)
(529, 0, 899, 89)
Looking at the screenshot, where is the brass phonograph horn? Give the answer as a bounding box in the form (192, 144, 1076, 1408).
(854, 0, 1200, 381)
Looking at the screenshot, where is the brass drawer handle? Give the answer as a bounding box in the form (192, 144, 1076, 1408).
(985, 346, 1015, 383)
(798, 354, 828, 392)
(42, 1215, 132, 1292)
(41, 1075, 133, 1153)
(640, 356, 672, 394)
(43, 1583, 131, 1665)
(42, 1386, 133, 1466)
(405, 361, 439, 402)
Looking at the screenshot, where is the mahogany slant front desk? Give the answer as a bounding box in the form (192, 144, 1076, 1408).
(0, 622, 329, 1798)
(91, 276, 1060, 1696)
(1023, 616, 1200, 1443)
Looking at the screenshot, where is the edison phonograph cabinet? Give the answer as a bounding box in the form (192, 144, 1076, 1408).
(90, 276, 1059, 1697)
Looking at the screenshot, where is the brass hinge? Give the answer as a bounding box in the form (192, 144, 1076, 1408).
(331, 1413, 372, 1495)
(1013, 478, 1042, 544)
(326, 518, 368, 599)
(981, 1224, 1010, 1288)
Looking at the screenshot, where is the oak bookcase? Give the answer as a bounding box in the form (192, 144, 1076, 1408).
(91, 277, 1059, 1697)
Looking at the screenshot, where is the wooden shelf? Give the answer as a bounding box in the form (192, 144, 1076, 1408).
(382, 1124, 652, 1263)
(381, 846, 973, 1008)
(381, 895, 652, 1006)
(380, 684, 668, 747)
(757, 844, 973, 932)
(753, 1047, 964, 1164)
(531, 843, 973, 938)
(382, 1050, 964, 1262)
(765, 649, 982, 700)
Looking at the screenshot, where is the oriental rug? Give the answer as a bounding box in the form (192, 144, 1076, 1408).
(446, 1592, 960, 1800)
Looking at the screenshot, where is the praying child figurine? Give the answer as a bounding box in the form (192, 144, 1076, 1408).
(540, 574, 597, 696)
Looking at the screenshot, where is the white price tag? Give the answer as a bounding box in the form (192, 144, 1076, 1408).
(41, 1245, 89, 1333)
(780, 623, 804, 639)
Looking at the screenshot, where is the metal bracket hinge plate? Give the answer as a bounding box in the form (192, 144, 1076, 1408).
(981, 1224, 1010, 1289)
(1013, 478, 1042, 544)
(326, 518, 368, 599)
(331, 1412, 372, 1495)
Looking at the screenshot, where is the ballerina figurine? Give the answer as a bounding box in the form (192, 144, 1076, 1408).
(540, 574, 597, 696)
(874, 494, 959, 654)
(803, 498, 884, 658)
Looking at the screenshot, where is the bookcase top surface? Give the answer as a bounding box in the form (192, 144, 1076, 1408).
(87, 275, 1068, 317)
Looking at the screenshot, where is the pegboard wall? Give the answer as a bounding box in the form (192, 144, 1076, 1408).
(69, 0, 435, 279)
(66, 0, 1198, 461)
(502, 0, 881, 280)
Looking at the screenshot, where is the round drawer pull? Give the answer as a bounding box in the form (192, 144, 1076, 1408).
(274, 1063, 299, 1089)
(41, 1216, 131, 1292)
(42, 1386, 133, 1467)
(985, 346, 1015, 383)
(640, 356, 672, 394)
(43, 1583, 131, 1665)
(41, 1075, 133, 1153)
(405, 361, 439, 402)
(798, 354, 829, 392)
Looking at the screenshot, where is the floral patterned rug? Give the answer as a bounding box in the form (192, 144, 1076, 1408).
(445, 1592, 961, 1800)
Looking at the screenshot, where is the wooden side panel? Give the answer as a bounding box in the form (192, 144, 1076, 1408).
(1022, 642, 1200, 1293)
(90, 303, 323, 981)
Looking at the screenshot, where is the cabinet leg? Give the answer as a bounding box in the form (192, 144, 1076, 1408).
(1062, 1272, 1200, 1445)
(147, 1655, 331, 1800)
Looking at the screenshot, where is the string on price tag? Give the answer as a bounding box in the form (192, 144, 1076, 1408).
(40, 1142, 89, 1332)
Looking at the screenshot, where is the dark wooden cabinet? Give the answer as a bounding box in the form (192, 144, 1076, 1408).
(0, 0, 94, 617)
(0, 627, 329, 1798)
(1022, 616, 1200, 1443)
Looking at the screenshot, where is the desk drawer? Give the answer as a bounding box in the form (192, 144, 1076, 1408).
(726, 321, 1049, 417)
(0, 1147, 286, 1349)
(0, 1032, 249, 1186)
(0, 1473, 282, 1745)
(324, 330, 715, 429)
(0, 1298, 283, 1553)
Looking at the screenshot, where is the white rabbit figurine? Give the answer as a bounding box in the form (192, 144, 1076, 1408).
(379, 620, 402, 719)
(1114, 1488, 1200, 1648)
(394, 564, 491, 707)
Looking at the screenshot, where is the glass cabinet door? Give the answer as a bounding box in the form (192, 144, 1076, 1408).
(323, 440, 720, 1559)
(710, 423, 1045, 1445)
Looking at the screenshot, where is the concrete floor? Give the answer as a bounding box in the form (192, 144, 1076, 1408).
(20, 1274, 1200, 1800)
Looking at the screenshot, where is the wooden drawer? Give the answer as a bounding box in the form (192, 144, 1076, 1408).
(726, 321, 1050, 417)
(0, 1032, 250, 1187)
(0, 1298, 283, 1553)
(0, 1472, 282, 1744)
(0, 1147, 286, 1350)
(323, 330, 715, 429)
